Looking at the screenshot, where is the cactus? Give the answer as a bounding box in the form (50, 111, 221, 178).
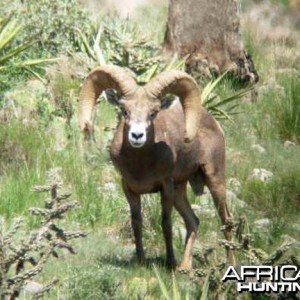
(0, 168, 87, 299)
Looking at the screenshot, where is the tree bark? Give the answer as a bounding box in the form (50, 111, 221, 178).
(164, 0, 259, 82)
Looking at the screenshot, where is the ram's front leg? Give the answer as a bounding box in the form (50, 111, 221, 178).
(122, 180, 145, 264)
(174, 182, 199, 271)
(161, 181, 176, 269)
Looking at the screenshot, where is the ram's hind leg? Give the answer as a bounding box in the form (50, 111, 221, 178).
(174, 182, 199, 270)
(122, 180, 145, 264)
(202, 164, 236, 266)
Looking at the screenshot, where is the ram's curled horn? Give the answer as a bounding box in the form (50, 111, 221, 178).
(78, 65, 138, 135)
(144, 70, 201, 142)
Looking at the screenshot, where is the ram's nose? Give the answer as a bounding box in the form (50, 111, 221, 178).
(131, 132, 144, 140)
(128, 123, 147, 148)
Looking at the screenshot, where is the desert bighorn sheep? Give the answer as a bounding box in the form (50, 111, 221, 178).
(78, 65, 235, 269)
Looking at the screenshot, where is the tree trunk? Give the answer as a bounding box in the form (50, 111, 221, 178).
(164, 0, 259, 82)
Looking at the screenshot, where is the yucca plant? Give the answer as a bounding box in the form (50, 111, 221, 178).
(153, 265, 190, 300)
(0, 15, 57, 71)
(0, 16, 32, 66)
(76, 18, 251, 120)
(76, 18, 186, 83)
(0, 14, 57, 107)
(101, 18, 167, 81)
(201, 70, 253, 121)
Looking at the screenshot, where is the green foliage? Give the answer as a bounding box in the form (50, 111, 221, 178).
(0, 16, 31, 65)
(134, 2, 168, 42)
(153, 266, 191, 300)
(270, 0, 290, 8)
(250, 73, 300, 143)
(201, 70, 253, 120)
(271, 73, 300, 142)
(36, 97, 54, 129)
(242, 168, 300, 218)
(49, 73, 79, 131)
(23, 0, 93, 55)
(0, 119, 125, 225)
(76, 17, 185, 84)
(0, 14, 57, 106)
(69, 264, 122, 300)
(101, 19, 162, 77)
(77, 17, 245, 120)
(0, 123, 48, 175)
(0, 14, 57, 69)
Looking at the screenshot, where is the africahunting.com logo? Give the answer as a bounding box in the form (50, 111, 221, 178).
(222, 265, 300, 293)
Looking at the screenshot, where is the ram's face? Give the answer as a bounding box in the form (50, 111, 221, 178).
(119, 98, 161, 148)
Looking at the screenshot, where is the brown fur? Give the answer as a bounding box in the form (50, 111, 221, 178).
(110, 98, 235, 269)
(79, 66, 235, 269)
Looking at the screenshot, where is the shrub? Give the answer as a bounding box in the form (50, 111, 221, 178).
(23, 0, 93, 55)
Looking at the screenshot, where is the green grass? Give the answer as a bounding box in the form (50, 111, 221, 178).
(271, 73, 300, 142)
(0, 115, 124, 226)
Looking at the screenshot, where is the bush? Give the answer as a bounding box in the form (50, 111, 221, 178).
(23, 0, 93, 55)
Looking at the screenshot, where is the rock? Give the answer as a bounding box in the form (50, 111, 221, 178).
(192, 188, 247, 216)
(27, 79, 47, 96)
(199, 208, 216, 218)
(254, 218, 271, 229)
(103, 182, 117, 193)
(226, 190, 247, 209)
(251, 144, 266, 154)
(281, 235, 300, 248)
(23, 281, 43, 296)
(199, 193, 211, 206)
(292, 223, 300, 232)
(191, 204, 202, 212)
(191, 204, 216, 218)
(226, 189, 238, 203)
(248, 168, 274, 183)
(284, 140, 296, 147)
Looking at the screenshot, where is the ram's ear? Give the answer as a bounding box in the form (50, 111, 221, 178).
(160, 94, 176, 110)
(105, 89, 121, 106)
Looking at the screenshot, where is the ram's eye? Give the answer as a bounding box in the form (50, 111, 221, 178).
(149, 110, 158, 120)
(121, 109, 129, 118)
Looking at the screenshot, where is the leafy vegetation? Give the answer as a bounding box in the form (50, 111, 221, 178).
(0, 0, 300, 299)
(22, 0, 93, 55)
(76, 17, 186, 83)
(0, 14, 57, 104)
